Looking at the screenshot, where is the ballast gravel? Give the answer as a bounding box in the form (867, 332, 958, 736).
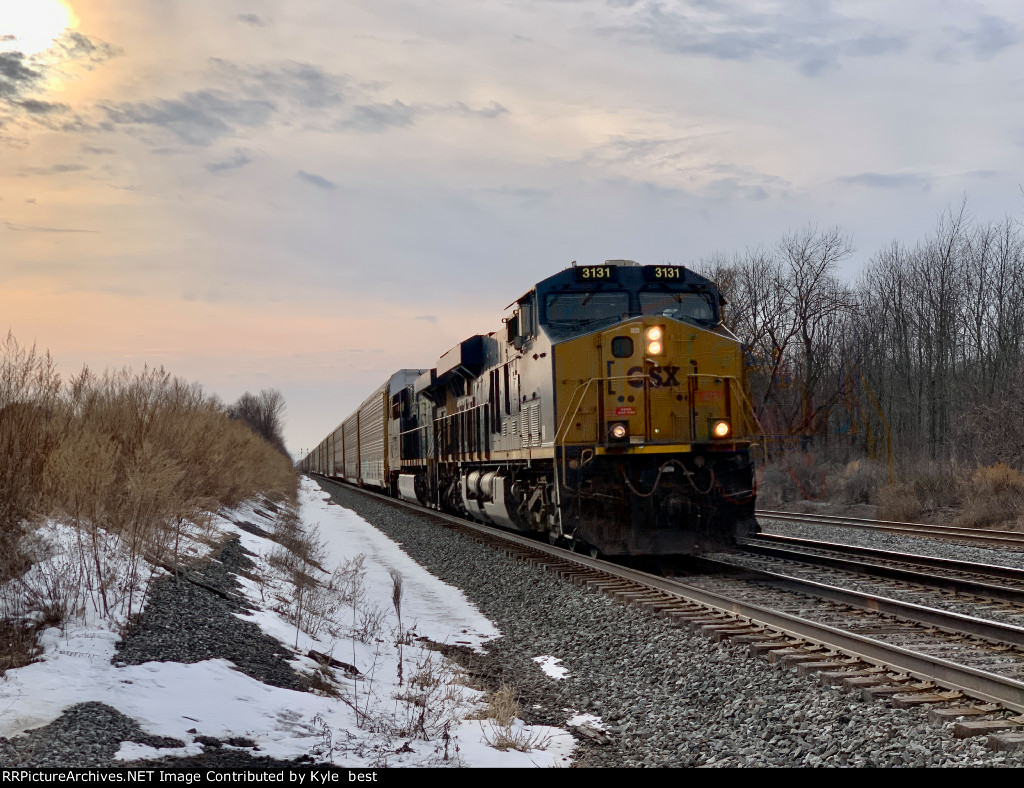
(115, 537, 305, 691)
(0, 537, 309, 769)
(312, 481, 1024, 768)
(7, 485, 1024, 767)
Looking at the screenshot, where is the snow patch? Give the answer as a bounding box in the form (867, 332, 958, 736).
(533, 655, 569, 680)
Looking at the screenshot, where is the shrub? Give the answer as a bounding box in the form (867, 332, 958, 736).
(0, 333, 298, 630)
(955, 463, 1024, 528)
(838, 460, 887, 505)
(0, 333, 62, 578)
(876, 481, 924, 522)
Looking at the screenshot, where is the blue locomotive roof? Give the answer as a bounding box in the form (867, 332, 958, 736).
(514, 261, 723, 339)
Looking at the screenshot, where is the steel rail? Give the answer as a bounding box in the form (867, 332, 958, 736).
(757, 509, 1024, 548)
(700, 553, 1024, 646)
(738, 535, 1024, 605)
(313, 475, 1024, 713)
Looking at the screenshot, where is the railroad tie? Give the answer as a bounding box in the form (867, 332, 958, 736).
(954, 717, 1024, 738)
(841, 673, 898, 693)
(795, 661, 853, 678)
(927, 704, 1000, 724)
(889, 690, 965, 709)
(818, 668, 886, 688)
(986, 732, 1024, 751)
(765, 646, 823, 666)
(747, 640, 801, 658)
(861, 681, 936, 703)
(708, 626, 760, 643)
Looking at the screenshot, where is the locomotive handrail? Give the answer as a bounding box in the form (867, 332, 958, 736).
(556, 372, 764, 478)
(554, 375, 635, 480)
(685, 372, 766, 461)
(727, 377, 768, 461)
(554, 373, 645, 444)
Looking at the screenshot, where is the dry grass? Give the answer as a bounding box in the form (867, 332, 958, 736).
(755, 445, 1024, 530)
(955, 463, 1024, 528)
(876, 481, 925, 522)
(0, 332, 62, 581)
(478, 684, 551, 753)
(386, 651, 470, 741)
(0, 332, 298, 633)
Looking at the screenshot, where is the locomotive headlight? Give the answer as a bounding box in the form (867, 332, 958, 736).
(646, 326, 664, 355)
(711, 419, 731, 439)
(608, 421, 629, 443)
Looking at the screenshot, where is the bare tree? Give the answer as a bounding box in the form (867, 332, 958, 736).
(229, 389, 289, 457)
(777, 225, 855, 439)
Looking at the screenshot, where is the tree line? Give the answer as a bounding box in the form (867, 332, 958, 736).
(699, 200, 1024, 471)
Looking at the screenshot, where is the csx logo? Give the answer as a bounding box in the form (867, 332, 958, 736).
(624, 364, 682, 389)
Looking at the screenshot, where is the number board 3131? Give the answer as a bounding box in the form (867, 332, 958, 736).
(575, 265, 615, 280)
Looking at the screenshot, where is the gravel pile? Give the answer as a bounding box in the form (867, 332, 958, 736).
(0, 703, 184, 768)
(314, 479, 1024, 767)
(0, 535, 309, 768)
(116, 536, 305, 691)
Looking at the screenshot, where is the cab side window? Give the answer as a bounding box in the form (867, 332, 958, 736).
(508, 294, 536, 349)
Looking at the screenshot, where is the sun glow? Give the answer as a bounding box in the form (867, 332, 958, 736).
(0, 0, 76, 57)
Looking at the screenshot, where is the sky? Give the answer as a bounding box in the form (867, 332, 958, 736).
(0, 476, 581, 766)
(2, 1, 1023, 457)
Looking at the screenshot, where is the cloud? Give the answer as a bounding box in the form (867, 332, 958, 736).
(413, 315, 438, 323)
(4, 221, 97, 233)
(0, 51, 42, 100)
(597, 0, 909, 76)
(80, 144, 115, 154)
(563, 134, 791, 200)
(20, 163, 89, 175)
(946, 14, 1019, 61)
(296, 170, 336, 190)
(236, 14, 268, 27)
(102, 90, 277, 146)
(837, 172, 932, 190)
(210, 59, 348, 109)
(16, 99, 69, 115)
(450, 101, 508, 119)
(340, 99, 508, 132)
(53, 32, 122, 67)
(206, 149, 252, 174)
(343, 101, 418, 132)
(2, 33, 119, 135)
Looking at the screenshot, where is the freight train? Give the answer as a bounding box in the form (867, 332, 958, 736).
(301, 261, 760, 556)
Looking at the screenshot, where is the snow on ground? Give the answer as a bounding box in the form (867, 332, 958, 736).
(0, 478, 577, 767)
(532, 656, 569, 680)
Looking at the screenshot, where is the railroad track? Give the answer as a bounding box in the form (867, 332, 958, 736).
(313, 476, 1024, 744)
(738, 534, 1024, 606)
(757, 509, 1024, 549)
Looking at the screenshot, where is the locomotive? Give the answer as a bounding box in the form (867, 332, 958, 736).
(301, 261, 759, 556)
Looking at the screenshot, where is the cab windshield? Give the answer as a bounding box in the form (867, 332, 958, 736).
(639, 290, 715, 325)
(544, 291, 629, 334)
